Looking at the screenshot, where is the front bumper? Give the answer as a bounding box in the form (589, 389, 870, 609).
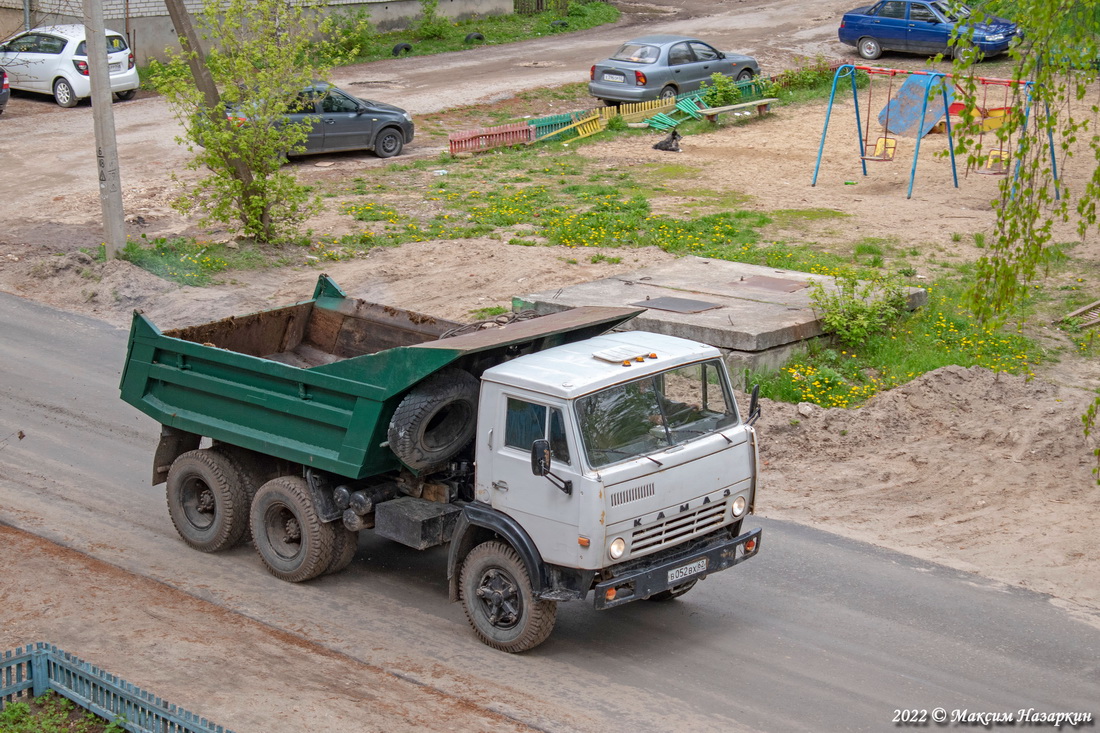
(593, 526, 761, 609)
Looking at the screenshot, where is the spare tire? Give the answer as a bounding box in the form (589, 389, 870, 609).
(388, 368, 479, 471)
(392, 42, 413, 56)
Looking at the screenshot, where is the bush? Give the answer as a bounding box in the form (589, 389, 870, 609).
(810, 273, 908, 346)
(700, 73, 742, 107)
(416, 0, 451, 40)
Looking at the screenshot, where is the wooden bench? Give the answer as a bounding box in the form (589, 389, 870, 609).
(697, 97, 779, 123)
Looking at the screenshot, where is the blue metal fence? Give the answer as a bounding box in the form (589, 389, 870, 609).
(1, 643, 233, 733)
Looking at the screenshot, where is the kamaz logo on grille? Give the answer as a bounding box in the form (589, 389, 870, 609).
(633, 487, 731, 528)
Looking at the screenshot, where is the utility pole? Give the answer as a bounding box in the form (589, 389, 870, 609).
(83, 0, 126, 259)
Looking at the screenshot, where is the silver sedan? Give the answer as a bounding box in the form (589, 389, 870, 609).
(588, 34, 760, 105)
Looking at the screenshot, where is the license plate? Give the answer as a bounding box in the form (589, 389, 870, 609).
(109, 63, 121, 72)
(603, 72, 625, 83)
(668, 558, 707, 584)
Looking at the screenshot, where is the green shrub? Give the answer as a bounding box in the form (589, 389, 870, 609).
(700, 73, 742, 107)
(810, 273, 908, 346)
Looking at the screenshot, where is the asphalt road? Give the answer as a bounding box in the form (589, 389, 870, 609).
(2, 293, 1098, 732)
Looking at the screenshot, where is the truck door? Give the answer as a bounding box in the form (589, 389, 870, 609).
(485, 395, 581, 567)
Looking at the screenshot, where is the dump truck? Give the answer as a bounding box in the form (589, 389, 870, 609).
(119, 275, 762, 652)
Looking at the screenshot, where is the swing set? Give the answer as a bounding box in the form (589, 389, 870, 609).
(812, 64, 1059, 199)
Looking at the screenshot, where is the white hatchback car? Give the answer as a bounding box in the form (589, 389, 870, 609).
(0, 24, 140, 107)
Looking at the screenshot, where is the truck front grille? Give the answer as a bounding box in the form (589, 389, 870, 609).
(631, 500, 728, 553)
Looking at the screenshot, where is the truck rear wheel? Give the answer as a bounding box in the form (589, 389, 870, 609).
(388, 368, 479, 472)
(325, 526, 359, 575)
(460, 541, 556, 653)
(250, 476, 335, 582)
(166, 449, 250, 553)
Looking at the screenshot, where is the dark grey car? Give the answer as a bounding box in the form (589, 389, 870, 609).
(284, 82, 413, 158)
(588, 34, 760, 105)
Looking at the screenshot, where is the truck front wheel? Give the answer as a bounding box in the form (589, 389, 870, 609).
(250, 476, 335, 582)
(166, 449, 249, 552)
(460, 541, 556, 653)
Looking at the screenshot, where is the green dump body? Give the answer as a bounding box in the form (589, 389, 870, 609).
(119, 275, 640, 480)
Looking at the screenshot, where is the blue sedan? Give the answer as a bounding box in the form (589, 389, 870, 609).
(838, 0, 1018, 60)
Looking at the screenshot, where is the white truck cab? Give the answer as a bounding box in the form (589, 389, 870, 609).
(447, 331, 761, 649)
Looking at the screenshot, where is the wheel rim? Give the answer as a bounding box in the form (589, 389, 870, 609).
(660, 88, 676, 100)
(861, 41, 877, 57)
(474, 567, 522, 630)
(263, 503, 303, 561)
(179, 476, 216, 532)
(381, 133, 399, 155)
(56, 83, 71, 104)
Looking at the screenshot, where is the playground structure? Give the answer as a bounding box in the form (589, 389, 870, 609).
(812, 64, 1059, 199)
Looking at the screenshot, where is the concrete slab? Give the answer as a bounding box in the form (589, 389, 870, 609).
(515, 257, 926, 377)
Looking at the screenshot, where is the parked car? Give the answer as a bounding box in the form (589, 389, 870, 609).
(838, 0, 1019, 61)
(0, 67, 9, 115)
(223, 82, 414, 159)
(0, 24, 139, 107)
(588, 34, 760, 105)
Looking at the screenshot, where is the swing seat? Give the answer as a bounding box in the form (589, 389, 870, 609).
(862, 136, 897, 162)
(977, 149, 1010, 175)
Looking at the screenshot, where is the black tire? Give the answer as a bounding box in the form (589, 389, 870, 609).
(858, 37, 882, 60)
(387, 368, 478, 471)
(250, 476, 335, 582)
(464, 32, 484, 43)
(392, 42, 413, 56)
(208, 444, 270, 547)
(736, 69, 755, 82)
(325, 526, 359, 575)
(166, 449, 249, 552)
(646, 580, 698, 602)
(114, 89, 137, 101)
(460, 541, 557, 653)
(602, 99, 621, 108)
(53, 78, 78, 108)
(550, 20, 569, 28)
(658, 85, 678, 101)
(373, 127, 404, 159)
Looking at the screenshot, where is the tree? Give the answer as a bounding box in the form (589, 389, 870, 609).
(949, 1, 1100, 481)
(151, 0, 368, 243)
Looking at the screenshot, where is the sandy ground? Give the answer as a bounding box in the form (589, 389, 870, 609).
(1, 0, 1099, 727)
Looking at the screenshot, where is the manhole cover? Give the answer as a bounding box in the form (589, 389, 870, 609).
(630, 297, 722, 314)
(730, 275, 809, 293)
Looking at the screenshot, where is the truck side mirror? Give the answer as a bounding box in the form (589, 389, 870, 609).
(531, 438, 551, 476)
(747, 384, 762, 425)
(530, 438, 572, 495)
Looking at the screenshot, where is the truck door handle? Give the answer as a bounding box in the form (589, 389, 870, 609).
(492, 481, 508, 492)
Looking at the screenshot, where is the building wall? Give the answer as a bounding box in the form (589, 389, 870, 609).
(0, 0, 513, 65)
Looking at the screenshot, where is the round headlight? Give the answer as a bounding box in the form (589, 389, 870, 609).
(609, 537, 626, 560)
(732, 496, 747, 517)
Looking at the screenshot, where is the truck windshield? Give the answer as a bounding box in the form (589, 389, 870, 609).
(575, 360, 738, 469)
